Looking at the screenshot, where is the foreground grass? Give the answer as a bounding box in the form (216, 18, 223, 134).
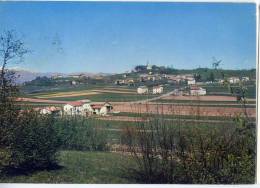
(0, 151, 135, 183)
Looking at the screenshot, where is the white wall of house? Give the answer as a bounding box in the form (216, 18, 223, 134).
(100, 106, 108, 115)
(40, 109, 51, 115)
(64, 104, 84, 115)
(190, 88, 206, 96)
(82, 103, 93, 113)
(187, 79, 196, 85)
(137, 87, 148, 94)
(228, 77, 240, 84)
(152, 86, 163, 94)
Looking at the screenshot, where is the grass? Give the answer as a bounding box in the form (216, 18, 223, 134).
(155, 99, 255, 103)
(43, 93, 158, 102)
(203, 84, 256, 98)
(0, 151, 135, 183)
(152, 99, 256, 108)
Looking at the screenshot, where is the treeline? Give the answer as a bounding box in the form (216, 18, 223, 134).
(134, 65, 256, 80)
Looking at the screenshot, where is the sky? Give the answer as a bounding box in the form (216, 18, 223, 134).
(0, 2, 257, 73)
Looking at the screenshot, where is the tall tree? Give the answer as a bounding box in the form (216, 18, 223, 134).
(0, 30, 28, 100)
(212, 57, 222, 70)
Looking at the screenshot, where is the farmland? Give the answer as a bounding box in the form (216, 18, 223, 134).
(9, 67, 257, 184)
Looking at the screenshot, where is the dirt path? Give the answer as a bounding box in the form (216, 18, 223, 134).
(16, 97, 68, 104)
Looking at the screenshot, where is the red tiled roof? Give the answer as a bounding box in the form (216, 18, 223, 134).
(67, 101, 84, 106)
(91, 104, 103, 109)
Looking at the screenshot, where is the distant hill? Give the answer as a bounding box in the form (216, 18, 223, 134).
(12, 69, 111, 84)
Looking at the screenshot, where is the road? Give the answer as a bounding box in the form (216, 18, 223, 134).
(130, 89, 178, 104)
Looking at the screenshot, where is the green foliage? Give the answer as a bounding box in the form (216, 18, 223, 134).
(123, 113, 256, 184)
(0, 30, 60, 174)
(54, 117, 108, 151)
(0, 110, 60, 173)
(0, 151, 135, 183)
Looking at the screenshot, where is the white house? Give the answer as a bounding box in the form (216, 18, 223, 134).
(187, 79, 196, 85)
(190, 86, 206, 96)
(90, 102, 113, 116)
(228, 77, 240, 84)
(137, 86, 149, 94)
(63, 101, 113, 116)
(40, 106, 62, 115)
(242, 77, 250, 82)
(152, 86, 163, 94)
(63, 101, 85, 115)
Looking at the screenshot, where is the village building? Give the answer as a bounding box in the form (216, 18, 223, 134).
(40, 106, 62, 115)
(187, 79, 196, 85)
(63, 101, 85, 116)
(71, 80, 78, 85)
(190, 86, 206, 96)
(90, 102, 113, 116)
(241, 77, 250, 82)
(63, 100, 113, 116)
(137, 86, 149, 94)
(114, 79, 126, 85)
(152, 85, 163, 94)
(228, 77, 240, 84)
(146, 63, 152, 70)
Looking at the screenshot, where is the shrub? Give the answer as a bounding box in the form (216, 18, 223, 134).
(54, 116, 108, 151)
(122, 113, 255, 184)
(0, 110, 60, 173)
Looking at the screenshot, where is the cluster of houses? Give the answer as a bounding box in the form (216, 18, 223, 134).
(36, 100, 113, 116)
(137, 85, 164, 94)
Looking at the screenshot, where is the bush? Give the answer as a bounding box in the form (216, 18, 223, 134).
(54, 116, 108, 151)
(0, 110, 60, 173)
(122, 115, 256, 184)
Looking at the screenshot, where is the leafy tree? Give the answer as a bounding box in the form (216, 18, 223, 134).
(208, 72, 215, 82)
(0, 30, 60, 174)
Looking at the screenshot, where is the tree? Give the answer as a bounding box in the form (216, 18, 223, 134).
(212, 57, 221, 70)
(208, 72, 215, 82)
(0, 30, 28, 100)
(194, 73, 201, 82)
(0, 30, 60, 174)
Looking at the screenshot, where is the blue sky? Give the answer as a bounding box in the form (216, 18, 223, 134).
(0, 2, 256, 73)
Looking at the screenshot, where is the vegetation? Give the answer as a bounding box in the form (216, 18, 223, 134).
(54, 117, 108, 151)
(0, 30, 60, 174)
(0, 151, 135, 183)
(133, 65, 256, 81)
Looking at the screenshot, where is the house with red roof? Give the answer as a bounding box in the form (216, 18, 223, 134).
(63, 101, 85, 115)
(63, 101, 113, 116)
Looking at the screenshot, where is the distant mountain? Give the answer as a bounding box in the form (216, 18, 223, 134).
(11, 69, 112, 84)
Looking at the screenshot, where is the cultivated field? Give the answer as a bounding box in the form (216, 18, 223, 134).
(111, 102, 256, 117)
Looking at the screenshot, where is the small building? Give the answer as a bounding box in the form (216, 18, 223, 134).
(152, 85, 163, 94)
(190, 86, 206, 96)
(71, 80, 78, 85)
(241, 77, 250, 82)
(40, 106, 62, 115)
(137, 86, 149, 94)
(115, 79, 126, 85)
(63, 101, 85, 115)
(187, 79, 196, 85)
(228, 77, 240, 84)
(147, 63, 152, 70)
(90, 102, 113, 116)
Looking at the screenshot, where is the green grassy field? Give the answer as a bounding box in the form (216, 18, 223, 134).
(0, 151, 135, 183)
(152, 99, 256, 108)
(202, 84, 256, 98)
(41, 93, 156, 102)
